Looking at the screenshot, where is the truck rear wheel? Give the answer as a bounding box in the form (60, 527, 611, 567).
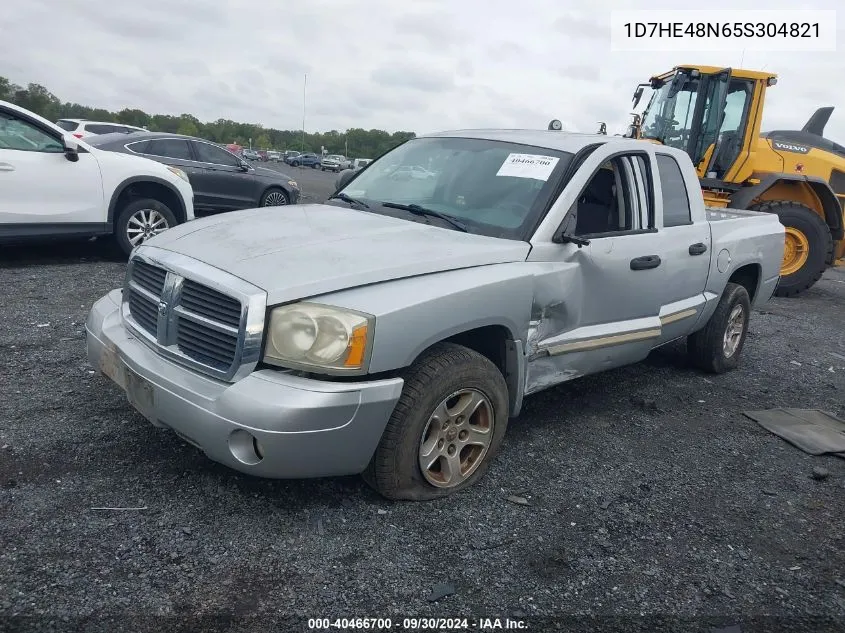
(749, 201, 833, 297)
(363, 343, 509, 501)
(687, 282, 751, 374)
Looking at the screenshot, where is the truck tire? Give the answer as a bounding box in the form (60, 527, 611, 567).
(687, 282, 751, 374)
(114, 198, 178, 256)
(749, 201, 833, 297)
(363, 342, 509, 501)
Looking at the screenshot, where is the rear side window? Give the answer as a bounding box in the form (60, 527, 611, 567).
(125, 140, 150, 154)
(85, 123, 119, 134)
(145, 138, 193, 161)
(56, 120, 77, 131)
(656, 154, 692, 227)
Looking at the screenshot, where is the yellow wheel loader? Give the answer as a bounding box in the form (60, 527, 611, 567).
(623, 65, 845, 297)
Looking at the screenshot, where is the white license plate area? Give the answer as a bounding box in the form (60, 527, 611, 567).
(125, 365, 156, 422)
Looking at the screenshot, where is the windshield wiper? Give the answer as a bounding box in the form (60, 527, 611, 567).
(328, 192, 370, 209)
(381, 202, 468, 232)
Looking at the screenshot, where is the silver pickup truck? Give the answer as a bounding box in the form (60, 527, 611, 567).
(86, 130, 785, 501)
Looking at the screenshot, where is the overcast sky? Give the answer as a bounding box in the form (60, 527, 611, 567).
(1, 0, 842, 139)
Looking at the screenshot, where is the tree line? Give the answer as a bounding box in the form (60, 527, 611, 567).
(1, 77, 416, 158)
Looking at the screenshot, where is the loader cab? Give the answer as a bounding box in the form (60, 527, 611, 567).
(632, 66, 773, 184)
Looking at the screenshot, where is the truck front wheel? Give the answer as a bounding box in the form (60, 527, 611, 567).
(748, 200, 833, 297)
(363, 342, 509, 501)
(687, 282, 751, 374)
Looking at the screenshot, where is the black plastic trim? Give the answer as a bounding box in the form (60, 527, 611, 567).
(106, 175, 188, 226)
(0, 223, 110, 240)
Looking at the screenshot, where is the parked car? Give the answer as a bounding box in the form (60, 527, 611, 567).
(267, 150, 281, 162)
(86, 128, 784, 500)
(283, 150, 301, 164)
(1, 100, 194, 255)
(257, 150, 269, 162)
(320, 154, 346, 172)
(55, 119, 146, 138)
(388, 164, 437, 180)
(242, 148, 260, 161)
(352, 158, 371, 169)
(84, 131, 300, 213)
(289, 152, 321, 168)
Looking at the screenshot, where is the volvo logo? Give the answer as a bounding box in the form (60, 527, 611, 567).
(773, 141, 810, 155)
(158, 301, 168, 316)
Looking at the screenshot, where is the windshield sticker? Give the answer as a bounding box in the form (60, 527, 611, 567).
(496, 153, 559, 180)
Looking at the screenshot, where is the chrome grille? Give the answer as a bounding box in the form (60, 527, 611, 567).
(127, 288, 158, 335)
(131, 261, 167, 296)
(176, 317, 238, 370)
(121, 248, 266, 382)
(179, 279, 242, 328)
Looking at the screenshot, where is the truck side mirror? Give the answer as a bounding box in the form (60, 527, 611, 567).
(552, 208, 590, 247)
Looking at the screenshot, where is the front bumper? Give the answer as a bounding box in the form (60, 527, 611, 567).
(85, 289, 404, 479)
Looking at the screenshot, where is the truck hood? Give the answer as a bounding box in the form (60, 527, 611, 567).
(145, 204, 531, 304)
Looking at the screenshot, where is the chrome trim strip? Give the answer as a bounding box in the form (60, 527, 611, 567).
(173, 307, 240, 335)
(544, 328, 661, 356)
(121, 245, 267, 383)
(659, 308, 698, 326)
(127, 280, 161, 303)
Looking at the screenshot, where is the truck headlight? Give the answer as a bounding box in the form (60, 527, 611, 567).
(263, 303, 373, 372)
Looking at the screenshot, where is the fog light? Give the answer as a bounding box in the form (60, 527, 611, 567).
(228, 429, 264, 465)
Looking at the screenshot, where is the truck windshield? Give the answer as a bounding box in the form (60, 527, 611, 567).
(333, 136, 573, 240)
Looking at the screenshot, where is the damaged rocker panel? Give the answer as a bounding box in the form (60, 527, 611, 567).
(543, 327, 661, 356)
(532, 305, 697, 358)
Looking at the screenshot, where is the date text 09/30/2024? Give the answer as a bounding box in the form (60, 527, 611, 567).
(307, 617, 528, 630)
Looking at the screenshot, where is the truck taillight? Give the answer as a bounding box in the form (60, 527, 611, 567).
(73, 133, 83, 138)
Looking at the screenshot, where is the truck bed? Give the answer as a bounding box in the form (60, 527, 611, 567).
(705, 207, 770, 222)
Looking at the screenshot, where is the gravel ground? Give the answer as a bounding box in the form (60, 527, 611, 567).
(1, 234, 844, 633)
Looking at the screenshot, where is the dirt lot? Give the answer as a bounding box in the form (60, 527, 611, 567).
(1, 229, 844, 632)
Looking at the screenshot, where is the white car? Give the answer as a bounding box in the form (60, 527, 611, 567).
(1, 100, 194, 255)
(56, 119, 147, 138)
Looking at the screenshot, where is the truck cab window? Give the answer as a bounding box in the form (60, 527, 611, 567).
(656, 154, 693, 227)
(573, 158, 636, 236)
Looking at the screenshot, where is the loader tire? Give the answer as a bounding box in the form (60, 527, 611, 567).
(687, 282, 751, 374)
(749, 201, 833, 297)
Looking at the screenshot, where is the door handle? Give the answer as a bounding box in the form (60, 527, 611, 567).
(630, 255, 661, 270)
(0, 163, 14, 172)
(689, 242, 707, 256)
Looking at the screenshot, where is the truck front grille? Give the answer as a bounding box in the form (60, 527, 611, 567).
(127, 288, 158, 335)
(179, 279, 242, 328)
(122, 253, 264, 381)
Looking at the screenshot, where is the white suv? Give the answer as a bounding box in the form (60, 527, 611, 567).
(1, 100, 194, 255)
(56, 119, 147, 138)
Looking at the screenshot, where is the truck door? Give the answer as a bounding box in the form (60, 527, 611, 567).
(650, 152, 712, 345)
(524, 148, 670, 386)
